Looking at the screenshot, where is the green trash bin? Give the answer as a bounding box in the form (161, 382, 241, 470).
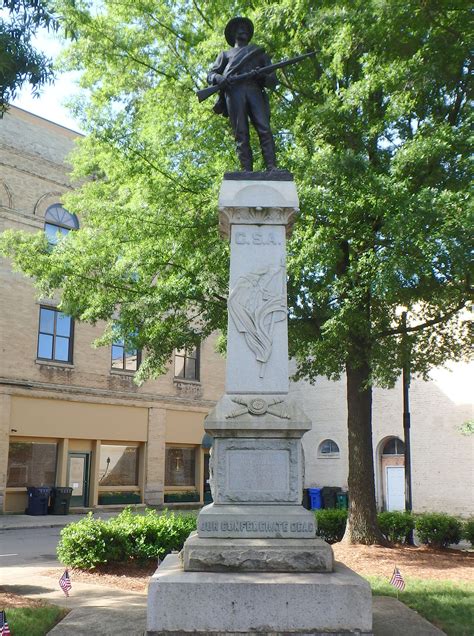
(49, 487, 73, 515)
(337, 492, 348, 509)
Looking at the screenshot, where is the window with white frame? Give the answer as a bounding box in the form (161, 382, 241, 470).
(318, 439, 340, 457)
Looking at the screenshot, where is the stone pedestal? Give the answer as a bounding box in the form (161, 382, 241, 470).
(147, 554, 373, 635)
(147, 177, 372, 634)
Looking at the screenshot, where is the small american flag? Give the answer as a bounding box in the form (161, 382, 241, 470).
(59, 569, 72, 596)
(389, 566, 405, 592)
(0, 610, 11, 636)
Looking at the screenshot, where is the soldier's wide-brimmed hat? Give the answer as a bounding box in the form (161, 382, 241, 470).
(225, 17, 254, 46)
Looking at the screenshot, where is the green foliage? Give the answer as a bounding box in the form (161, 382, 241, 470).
(315, 508, 347, 543)
(57, 509, 197, 569)
(1, 0, 472, 542)
(415, 513, 463, 548)
(56, 512, 112, 569)
(462, 519, 474, 546)
(0, 0, 57, 114)
(459, 419, 474, 436)
(5, 604, 67, 636)
(1, 0, 470, 385)
(377, 511, 415, 544)
(369, 577, 473, 636)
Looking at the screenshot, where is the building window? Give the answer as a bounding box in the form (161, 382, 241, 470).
(382, 438, 405, 455)
(98, 445, 139, 486)
(44, 204, 79, 245)
(174, 347, 200, 381)
(7, 442, 57, 487)
(37, 307, 73, 362)
(111, 339, 141, 371)
(318, 439, 340, 457)
(165, 447, 196, 487)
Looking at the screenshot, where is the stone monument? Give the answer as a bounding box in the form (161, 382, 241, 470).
(147, 174, 373, 634)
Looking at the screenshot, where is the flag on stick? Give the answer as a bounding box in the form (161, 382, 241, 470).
(0, 610, 11, 636)
(389, 566, 405, 592)
(59, 569, 72, 596)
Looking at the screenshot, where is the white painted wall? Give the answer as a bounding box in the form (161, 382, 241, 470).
(293, 362, 474, 517)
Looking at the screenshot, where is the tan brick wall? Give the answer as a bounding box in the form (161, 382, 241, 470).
(0, 107, 225, 512)
(0, 394, 11, 509)
(145, 408, 166, 505)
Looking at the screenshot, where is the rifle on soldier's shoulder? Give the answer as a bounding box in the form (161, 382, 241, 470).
(196, 51, 315, 103)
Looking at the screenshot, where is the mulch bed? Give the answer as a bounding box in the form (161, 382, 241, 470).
(39, 545, 474, 592)
(333, 543, 474, 583)
(43, 560, 158, 592)
(0, 590, 54, 609)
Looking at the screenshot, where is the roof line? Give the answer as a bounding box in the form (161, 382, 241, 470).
(8, 105, 84, 136)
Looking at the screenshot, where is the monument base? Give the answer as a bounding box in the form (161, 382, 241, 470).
(147, 554, 373, 635)
(197, 503, 316, 539)
(182, 532, 333, 572)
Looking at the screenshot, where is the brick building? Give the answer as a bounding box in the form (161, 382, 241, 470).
(1, 106, 472, 516)
(0, 106, 224, 513)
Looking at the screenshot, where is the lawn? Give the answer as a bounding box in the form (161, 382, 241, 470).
(368, 576, 473, 636)
(0, 592, 67, 636)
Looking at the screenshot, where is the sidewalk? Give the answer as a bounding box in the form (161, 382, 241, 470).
(0, 511, 120, 531)
(2, 564, 446, 635)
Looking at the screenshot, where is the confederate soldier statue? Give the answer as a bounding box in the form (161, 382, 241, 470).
(207, 17, 278, 173)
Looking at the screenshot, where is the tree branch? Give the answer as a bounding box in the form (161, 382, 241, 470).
(376, 300, 468, 338)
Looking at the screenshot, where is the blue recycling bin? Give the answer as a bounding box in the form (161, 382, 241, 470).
(26, 486, 51, 515)
(308, 487, 322, 510)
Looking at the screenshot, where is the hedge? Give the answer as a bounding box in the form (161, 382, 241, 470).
(57, 508, 197, 569)
(415, 513, 463, 548)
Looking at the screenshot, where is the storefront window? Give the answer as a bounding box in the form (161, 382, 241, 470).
(98, 445, 139, 486)
(165, 447, 196, 486)
(7, 442, 57, 487)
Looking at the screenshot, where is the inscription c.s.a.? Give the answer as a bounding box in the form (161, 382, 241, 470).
(235, 231, 281, 246)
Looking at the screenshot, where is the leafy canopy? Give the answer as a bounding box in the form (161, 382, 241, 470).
(0, 0, 57, 114)
(1, 0, 472, 383)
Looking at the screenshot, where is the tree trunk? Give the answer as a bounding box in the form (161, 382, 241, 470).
(342, 356, 388, 545)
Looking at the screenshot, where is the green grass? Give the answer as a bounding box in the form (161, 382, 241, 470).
(4, 605, 68, 636)
(367, 576, 474, 636)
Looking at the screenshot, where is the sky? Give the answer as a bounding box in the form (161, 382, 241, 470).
(12, 28, 84, 133)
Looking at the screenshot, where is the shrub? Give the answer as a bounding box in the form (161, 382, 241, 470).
(315, 509, 347, 543)
(57, 513, 111, 569)
(57, 508, 197, 569)
(377, 511, 415, 544)
(415, 513, 463, 548)
(462, 519, 474, 546)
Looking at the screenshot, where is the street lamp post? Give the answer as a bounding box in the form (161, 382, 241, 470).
(401, 311, 414, 544)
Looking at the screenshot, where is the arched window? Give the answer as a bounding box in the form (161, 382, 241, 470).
(318, 439, 340, 457)
(44, 204, 79, 245)
(382, 437, 405, 455)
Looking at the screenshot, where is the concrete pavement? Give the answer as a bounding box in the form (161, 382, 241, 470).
(0, 511, 130, 530)
(0, 514, 447, 635)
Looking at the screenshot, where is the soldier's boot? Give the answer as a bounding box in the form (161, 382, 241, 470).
(238, 148, 253, 171)
(260, 133, 277, 171)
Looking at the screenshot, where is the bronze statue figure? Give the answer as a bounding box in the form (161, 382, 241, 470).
(199, 17, 314, 175)
(207, 17, 276, 172)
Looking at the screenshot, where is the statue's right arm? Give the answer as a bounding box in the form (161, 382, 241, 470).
(207, 52, 227, 86)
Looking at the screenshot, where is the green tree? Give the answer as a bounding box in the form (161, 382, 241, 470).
(0, 0, 57, 114)
(1, 0, 472, 543)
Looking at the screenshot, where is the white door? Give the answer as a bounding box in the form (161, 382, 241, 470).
(386, 466, 405, 511)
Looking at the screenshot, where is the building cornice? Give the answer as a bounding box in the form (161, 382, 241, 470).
(0, 377, 215, 413)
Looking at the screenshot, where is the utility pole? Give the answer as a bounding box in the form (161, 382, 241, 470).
(402, 311, 414, 544)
